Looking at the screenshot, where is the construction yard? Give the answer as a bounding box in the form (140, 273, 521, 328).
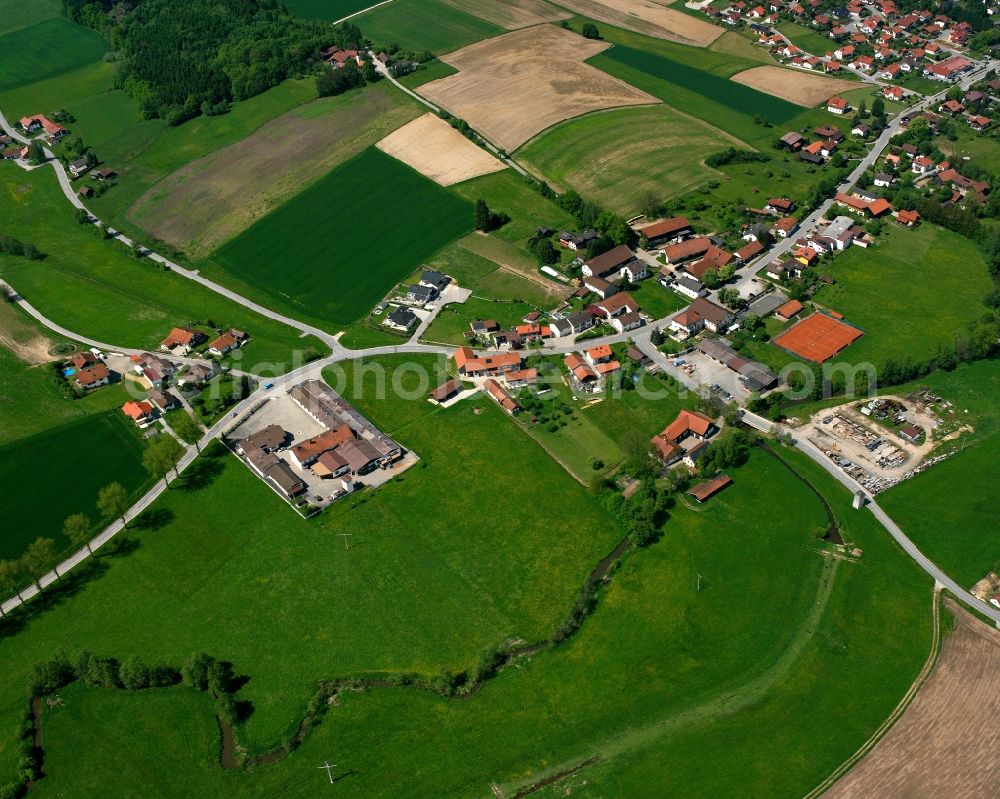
(799, 393, 968, 493)
(417, 24, 658, 151)
(824, 602, 1000, 799)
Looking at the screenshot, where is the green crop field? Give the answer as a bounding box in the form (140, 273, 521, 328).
(282, 0, 375, 19)
(0, 17, 107, 90)
(213, 147, 474, 325)
(812, 222, 993, 368)
(518, 105, 742, 216)
(355, 0, 503, 54)
(0, 410, 151, 560)
(0, 0, 61, 36)
(0, 164, 315, 367)
(18, 439, 932, 797)
(879, 361, 1000, 587)
(594, 43, 802, 126)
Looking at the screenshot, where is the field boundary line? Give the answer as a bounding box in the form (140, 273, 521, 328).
(801, 586, 943, 799)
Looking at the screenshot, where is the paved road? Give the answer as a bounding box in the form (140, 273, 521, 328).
(741, 410, 1000, 625)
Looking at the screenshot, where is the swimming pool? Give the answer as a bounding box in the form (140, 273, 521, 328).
(62, 367, 76, 377)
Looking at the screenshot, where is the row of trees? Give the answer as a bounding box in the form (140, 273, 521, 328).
(0, 431, 191, 610)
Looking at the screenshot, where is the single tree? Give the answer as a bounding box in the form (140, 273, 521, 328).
(120, 655, 151, 690)
(23, 537, 58, 590)
(97, 482, 129, 527)
(581, 22, 601, 39)
(26, 140, 45, 165)
(0, 559, 23, 612)
(143, 434, 185, 488)
(63, 513, 93, 554)
(171, 411, 203, 451)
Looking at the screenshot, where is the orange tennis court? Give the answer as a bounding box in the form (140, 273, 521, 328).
(773, 312, 863, 363)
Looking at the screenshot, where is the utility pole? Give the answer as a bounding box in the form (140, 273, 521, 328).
(319, 761, 337, 784)
(338, 533, 352, 550)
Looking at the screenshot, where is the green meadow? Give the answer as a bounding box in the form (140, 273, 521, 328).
(19, 439, 932, 798)
(0, 17, 107, 90)
(281, 0, 376, 19)
(213, 147, 474, 325)
(879, 361, 1000, 587)
(813, 222, 993, 368)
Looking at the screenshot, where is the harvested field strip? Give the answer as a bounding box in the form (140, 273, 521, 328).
(823, 600, 1000, 799)
(0, 17, 108, 90)
(418, 25, 658, 152)
(129, 82, 422, 257)
(517, 105, 744, 216)
(439, 0, 570, 29)
(213, 147, 474, 325)
(772, 312, 864, 363)
(355, 0, 504, 53)
(731, 65, 859, 107)
(555, 0, 722, 46)
(596, 43, 801, 125)
(375, 112, 506, 186)
(0, 411, 151, 560)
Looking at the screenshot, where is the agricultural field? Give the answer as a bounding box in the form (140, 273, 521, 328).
(130, 82, 423, 257)
(811, 222, 993, 368)
(0, 165, 313, 366)
(556, 0, 722, 46)
(439, 0, 571, 29)
(0, 0, 61, 35)
(355, 0, 504, 53)
(0, 17, 107, 90)
(708, 30, 777, 64)
(593, 43, 802, 130)
(212, 147, 474, 326)
(281, 0, 375, 19)
(825, 602, 1000, 799)
(518, 105, 744, 216)
(375, 112, 506, 186)
(0, 409, 151, 560)
(730, 65, 859, 107)
(418, 24, 658, 152)
(16, 442, 933, 798)
(879, 361, 1000, 588)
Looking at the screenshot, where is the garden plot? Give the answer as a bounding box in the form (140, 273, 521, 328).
(418, 24, 657, 151)
(730, 65, 859, 107)
(555, 0, 722, 46)
(375, 112, 506, 185)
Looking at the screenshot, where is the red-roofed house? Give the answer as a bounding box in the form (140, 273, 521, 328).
(827, 96, 850, 114)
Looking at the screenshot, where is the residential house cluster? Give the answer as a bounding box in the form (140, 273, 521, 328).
(450, 346, 537, 413)
(67, 350, 112, 392)
(563, 343, 621, 392)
